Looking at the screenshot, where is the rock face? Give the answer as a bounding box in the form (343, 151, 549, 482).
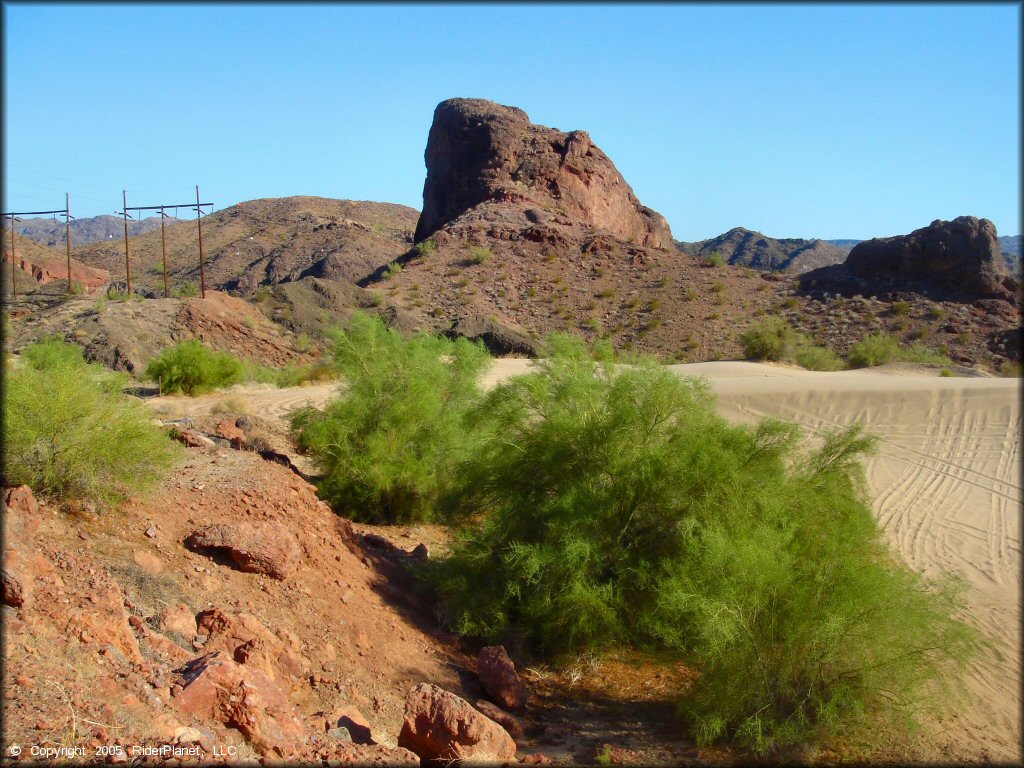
(398, 683, 517, 763)
(185, 522, 303, 579)
(414, 98, 673, 249)
(477, 645, 529, 711)
(171, 651, 307, 757)
(801, 216, 1016, 301)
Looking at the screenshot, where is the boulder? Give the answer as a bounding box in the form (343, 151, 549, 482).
(2, 568, 25, 607)
(477, 645, 529, 711)
(398, 683, 516, 763)
(159, 602, 198, 639)
(171, 651, 307, 757)
(68, 580, 144, 664)
(195, 608, 310, 688)
(414, 98, 673, 250)
(474, 699, 524, 739)
(214, 419, 246, 449)
(444, 315, 539, 357)
(185, 522, 302, 579)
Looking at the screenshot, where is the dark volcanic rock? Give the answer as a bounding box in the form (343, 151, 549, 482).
(414, 98, 673, 249)
(800, 216, 1017, 302)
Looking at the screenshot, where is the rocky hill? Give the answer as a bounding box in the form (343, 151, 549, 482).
(14, 214, 178, 248)
(72, 197, 418, 297)
(801, 216, 1017, 303)
(1000, 235, 1021, 273)
(677, 227, 850, 274)
(1, 228, 109, 295)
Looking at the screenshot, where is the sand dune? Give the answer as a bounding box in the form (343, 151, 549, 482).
(148, 360, 1021, 761)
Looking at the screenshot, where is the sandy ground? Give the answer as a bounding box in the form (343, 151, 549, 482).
(147, 360, 1021, 762)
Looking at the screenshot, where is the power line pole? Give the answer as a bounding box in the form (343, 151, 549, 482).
(63, 193, 74, 295)
(116, 191, 212, 299)
(159, 206, 169, 298)
(196, 185, 206, 299)
(122, 190, 132, 294)
(2, 203, 73, 297)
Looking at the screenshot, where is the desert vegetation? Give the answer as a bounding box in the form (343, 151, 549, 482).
(3, 337, 180, 507)
(291, 312, 491, 523)
(426, 334, 978, 754)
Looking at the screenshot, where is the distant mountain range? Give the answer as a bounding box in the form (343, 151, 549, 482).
(677, 228, 852, 274)
(12, 214, 181, 248)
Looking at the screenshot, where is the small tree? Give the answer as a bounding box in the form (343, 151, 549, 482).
(291, 312, 491, 523)
(145, 339, 244, 395)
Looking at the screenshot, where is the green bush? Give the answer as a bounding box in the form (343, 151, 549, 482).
(4, 339, 180, 506)
(291, 312, 491, 523)
(468, 246, 492, 265)
(171, 282, 198, 298)
(794, 344, 845, 371)
(414, 239, 436, 258)
(847, 333, 900, 368)
(739, 317, 800, 361)
(145, 339, 244, 395)
(382, 262, 403, 279)
(430, 336, 977, 754)
(891, 301, 912, 316)
(702, 251, 726, 267)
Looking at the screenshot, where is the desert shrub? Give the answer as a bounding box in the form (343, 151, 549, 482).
(794, 345, 845, 371)
(4, 339, 180, 506)
(900, 342, 952, 366)
(294, 333, 315, 353)
(172, 282, 198, 298)
(468, 247, 492, 265)
(382, 262, 403, 279)
(414, 239, 436, 258)
(847, 333, 900, 368)
(145, 340, 244, 395)
(430, 336, 978, 754)
(739, 317, 800, 361)
(702, 251, 726, 267)
(291, 312, 491, 523)
(711, 281, 725, 293)
(891, 301, 912, 316)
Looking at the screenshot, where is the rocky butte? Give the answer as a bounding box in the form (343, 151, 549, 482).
(800, 216, 1018, 303)
(414, 97, 673, 250)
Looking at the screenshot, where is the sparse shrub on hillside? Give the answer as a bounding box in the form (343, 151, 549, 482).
(891, 301, 912, 316)
(291, 312, 491, 523)
(145, 340, 244, 395)
(294, 333, 315, 353)
(847, 333, 949, 369)
(382, 262, 403, 279)
(739, 317, 800, 361)
(468, 247, 492, 265)
(172, 282, 199, 298)
(794, 345, 845, 371)
(430, 335, 978, 754)
(4, 339, 180, 506)
(414, 238, 436, 258)
(711, 282, 725, 293)
(702, 251, 726, 267)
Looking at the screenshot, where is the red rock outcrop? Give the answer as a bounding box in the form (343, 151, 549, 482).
(477, 644, 529, 711)
(185, 521, 303, 579)
(801, 216, 1019, 303)
(170, 651, 307, 757)
(397, 682, 517, 763)
(194, 608, 310, 689)
(414, 98, 673, 250)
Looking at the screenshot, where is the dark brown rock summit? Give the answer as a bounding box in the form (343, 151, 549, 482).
(801, 216, 1017, 302)
(414, 98, 673, 249)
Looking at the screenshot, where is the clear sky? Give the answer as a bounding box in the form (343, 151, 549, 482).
(3, 3, 1020, 241)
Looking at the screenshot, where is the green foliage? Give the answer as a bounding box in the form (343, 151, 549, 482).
(69, 280, 84, 295)
(847, 333, 951, 369)
(291, 312, 491, 523)
(468, 246, 492, 265)
(847, 333, 900, 368)
(145, 340, 244, 395)
(254, 285, 273, 301)
(891, 301, 912, 316)
(711, 282, 725, 293)
(702, 251, 726, 267)
(382, 262, 403, 279)
(794, 345, 845, 371)
(4, 339, 180, 507)
(739, 317, 800, 361)
(414, 239, 436, 258)
(294, 333, 315, 353)
(172, 282, 199, 298)
(430, 336, 978, 754)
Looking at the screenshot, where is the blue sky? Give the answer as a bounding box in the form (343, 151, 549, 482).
(3, 3, 1020, 241)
